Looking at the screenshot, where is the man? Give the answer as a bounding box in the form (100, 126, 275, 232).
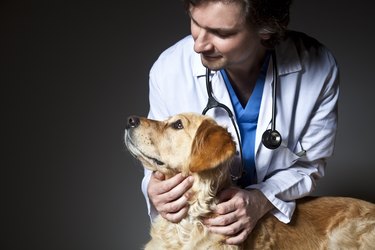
(141, 0, 339, 245)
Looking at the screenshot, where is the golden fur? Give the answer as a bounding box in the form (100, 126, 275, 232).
(124, 112, 375, 250)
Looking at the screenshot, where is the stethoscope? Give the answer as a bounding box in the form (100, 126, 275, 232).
(202, 50, 282, 181)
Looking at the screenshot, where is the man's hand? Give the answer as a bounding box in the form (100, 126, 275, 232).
(147, 171, 194, 223)
(203, 187, 274, 245)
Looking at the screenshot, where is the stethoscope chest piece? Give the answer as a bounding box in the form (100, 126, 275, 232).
(262, 129, 282, 149)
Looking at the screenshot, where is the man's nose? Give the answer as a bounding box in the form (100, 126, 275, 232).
(194, 29, 213, 53)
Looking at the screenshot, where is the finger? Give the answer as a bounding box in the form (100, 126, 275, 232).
(158, 175, 194, 203)
(161, 206, 189, 223)
(224, 228, 250, 245)
(159, 191, 189, 214)
(203, 212, 237, 227)
(153, 171, 165, 181)
(151, 173, 190, 194)
(214, 199, 237, 215)
(207, 219, 243, 237)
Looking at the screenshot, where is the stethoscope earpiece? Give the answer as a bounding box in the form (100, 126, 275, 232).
(262, 129, 282, 150)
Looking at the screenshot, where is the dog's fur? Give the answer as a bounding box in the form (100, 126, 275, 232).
(124, 113, 375, 250)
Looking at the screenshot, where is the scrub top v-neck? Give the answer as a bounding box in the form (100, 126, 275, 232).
(220, 55, 270, 187)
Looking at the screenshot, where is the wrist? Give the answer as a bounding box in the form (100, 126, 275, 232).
(247, 188, 274, 216)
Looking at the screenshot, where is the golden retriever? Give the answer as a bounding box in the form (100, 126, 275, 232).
(124, 112, 375, 250)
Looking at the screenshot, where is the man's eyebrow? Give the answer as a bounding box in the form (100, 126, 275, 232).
(190, 15, 237, 34)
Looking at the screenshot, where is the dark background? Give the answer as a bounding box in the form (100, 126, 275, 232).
(2, 0, 374, 249)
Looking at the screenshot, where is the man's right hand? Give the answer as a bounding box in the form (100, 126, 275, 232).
(147, 171, 194, 223)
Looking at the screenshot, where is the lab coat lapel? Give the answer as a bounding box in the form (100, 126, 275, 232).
(254, 59, 274, 180)
(256, 36, 302, 153)
(254, 37, 302, 182)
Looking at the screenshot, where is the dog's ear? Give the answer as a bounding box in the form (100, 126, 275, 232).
(189, 119, 236, 172)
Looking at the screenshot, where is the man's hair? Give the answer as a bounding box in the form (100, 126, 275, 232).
(183, 0, 292, 48)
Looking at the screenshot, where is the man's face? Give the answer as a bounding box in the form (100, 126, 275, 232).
(189, 1, 265, 71)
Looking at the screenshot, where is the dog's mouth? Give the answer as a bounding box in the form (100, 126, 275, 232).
(125, 132, 165, 166)
(145, 155, 165, 166)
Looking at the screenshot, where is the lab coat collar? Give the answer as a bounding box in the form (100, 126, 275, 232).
(275, 35, 302, 76)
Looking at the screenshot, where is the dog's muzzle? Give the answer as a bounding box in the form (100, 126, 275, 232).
(124, 115, 165, 166)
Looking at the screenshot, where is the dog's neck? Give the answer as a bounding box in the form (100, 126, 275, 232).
(188, 161, 233, 219)
(156, 159, 233, 219)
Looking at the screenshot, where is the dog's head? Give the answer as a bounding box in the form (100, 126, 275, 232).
(124, 113, 236, 177)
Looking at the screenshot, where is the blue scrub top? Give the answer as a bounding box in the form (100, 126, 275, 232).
(220, 54, 270, 187)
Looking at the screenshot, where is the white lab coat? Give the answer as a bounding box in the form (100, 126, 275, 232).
(141, 31, 339, 223)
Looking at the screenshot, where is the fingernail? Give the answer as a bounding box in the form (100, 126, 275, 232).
(154, 171, 164, 179)
(188, 176, 194, 182)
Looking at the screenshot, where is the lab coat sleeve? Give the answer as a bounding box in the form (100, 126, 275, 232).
(250, 51, 340, 223)
(141, 168, 159, 221)
(249, 159, 325, 223)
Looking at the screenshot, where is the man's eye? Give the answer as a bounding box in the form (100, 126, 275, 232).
(216, 33, 231, 38)
(212, 30, 233, 38)
(172, 119, 184, 129)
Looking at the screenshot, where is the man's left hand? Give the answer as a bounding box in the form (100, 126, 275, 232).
(203, 187, 274, 245)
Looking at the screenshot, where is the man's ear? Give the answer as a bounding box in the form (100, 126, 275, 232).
(189, 119, 236, 173)
(259, 32, 271, 40)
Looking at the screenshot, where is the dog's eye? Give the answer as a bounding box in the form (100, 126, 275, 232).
(172, 119, 184, 130)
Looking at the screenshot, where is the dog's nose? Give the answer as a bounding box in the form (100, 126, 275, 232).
(126, 116, 140, 129)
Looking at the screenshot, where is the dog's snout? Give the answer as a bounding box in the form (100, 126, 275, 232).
(126, 116, 140, 129)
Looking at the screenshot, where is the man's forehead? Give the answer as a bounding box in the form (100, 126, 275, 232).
(188, 2, 247, 30)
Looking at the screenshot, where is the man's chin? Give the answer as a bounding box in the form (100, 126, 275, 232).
(201, 56, 225, 71)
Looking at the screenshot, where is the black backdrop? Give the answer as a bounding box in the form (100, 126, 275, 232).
(2, 0, 375, 249)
